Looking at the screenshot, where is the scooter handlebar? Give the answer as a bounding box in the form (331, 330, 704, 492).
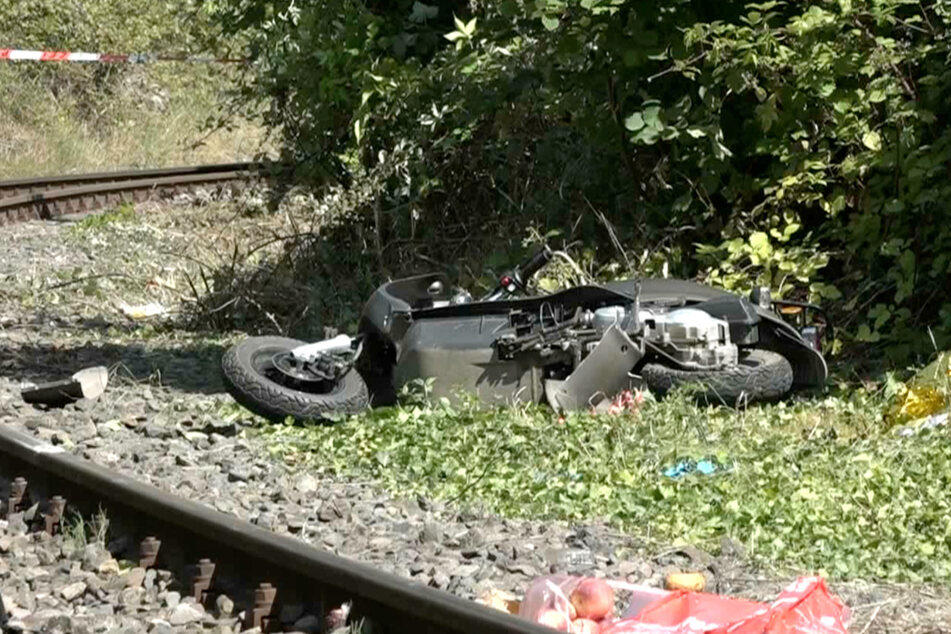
(481, 245, 554, 302)
(515, 245, 553, 283)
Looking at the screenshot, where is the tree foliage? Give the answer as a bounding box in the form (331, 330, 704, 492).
(218, 0, 951, 360)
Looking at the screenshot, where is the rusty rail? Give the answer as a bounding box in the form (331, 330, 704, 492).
(0, 426, 549, 634)
(0, 163, 271, 226)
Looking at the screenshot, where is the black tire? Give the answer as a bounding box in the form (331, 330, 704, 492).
(221, 336, 368, 422)
(641, 348, 793, 404)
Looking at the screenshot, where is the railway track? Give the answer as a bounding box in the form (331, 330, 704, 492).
(0, 163, 271, 226)
(0, 425, 549, 634)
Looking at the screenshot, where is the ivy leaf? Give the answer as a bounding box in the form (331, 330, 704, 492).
(862, 130, 882, 152)
(541, 15, 559, 31)
(749, 231, 769, 250)
(633, 126, 660, 145)
(642, 106, 662, 130)
(624, 112, 645, 131)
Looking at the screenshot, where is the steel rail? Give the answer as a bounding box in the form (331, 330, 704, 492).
(0, 163, 261, 198)
(0, 425, 549, 634)
(0, 163, 271, 226)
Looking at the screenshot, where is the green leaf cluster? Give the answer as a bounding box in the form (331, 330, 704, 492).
(257, 389, 951, 582)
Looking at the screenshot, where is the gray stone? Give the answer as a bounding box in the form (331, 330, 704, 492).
(215, 593, 234, 617)
(617, 560, 652, 580)
(72, 420, 99, 442)
(164, 590, 181, 608)
(125, 567, 146, 588)
(430, 571, 451, 589)
(418, 523, 442, 544)
(451, 563, 480, 578)
(227, 466, 252, 482)
(35, 545, 57, 565)
(119, 586, 145, 606)
(203, 420, 237, 437)
(82, 544, 109, 571)
(317, 499, 347, 523)
(148, 619, 174, 634)
(22, 610, 71, 632)
(6, 513, 27, 534)
(505, 562, 539, 577)
(16, 586, 37, 612)
(24, 566, 50, 583)
(295, 474, 318, 494)
(168, 602, 205, 625)
(60, 580, 87, 601)
(144, 424, 172, 439)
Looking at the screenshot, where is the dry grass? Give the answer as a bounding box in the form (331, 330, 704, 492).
(0, 64, 269, 179)
(3, 192, 292, 326)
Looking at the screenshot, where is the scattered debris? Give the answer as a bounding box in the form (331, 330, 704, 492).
(593, 389, 646, 416)
(477, 587, 521, 615)
(898, 410, 949, 437)
(119, 302, 168, 320)
(20, 366, 109, 407)
(519, 575, 849, 634)
(664, 572, 705, 592)
(887, 351, 951, 425)
(606, 576, 849, 634)
(325, 602, 351, 630)
(662, 459, 723, 479)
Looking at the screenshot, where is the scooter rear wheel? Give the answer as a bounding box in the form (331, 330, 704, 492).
(221, 336, 369, 422)
(641, 348, 793, 404)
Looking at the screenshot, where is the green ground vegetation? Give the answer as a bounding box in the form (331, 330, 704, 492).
(253, 382, 951, 584)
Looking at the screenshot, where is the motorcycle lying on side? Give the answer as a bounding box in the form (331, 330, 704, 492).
(221, 246, 829, 422)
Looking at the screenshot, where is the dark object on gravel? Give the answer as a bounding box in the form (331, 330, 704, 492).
(222, 245, 828, 421)
(21, 365, 108, 407)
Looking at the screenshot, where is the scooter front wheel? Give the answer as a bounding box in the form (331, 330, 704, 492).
(221, 336, 369, 422)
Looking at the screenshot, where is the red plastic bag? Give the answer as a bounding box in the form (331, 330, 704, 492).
(602, 576, 849, 634)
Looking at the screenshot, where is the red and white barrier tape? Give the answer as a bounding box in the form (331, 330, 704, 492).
(0, 49, 245, 63)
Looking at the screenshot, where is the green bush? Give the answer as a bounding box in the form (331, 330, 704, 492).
(218, 0, 951, 360)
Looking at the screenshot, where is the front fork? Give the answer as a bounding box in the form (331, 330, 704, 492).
(290, 334, 355, 363)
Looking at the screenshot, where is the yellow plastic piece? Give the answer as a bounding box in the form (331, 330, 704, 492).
(665, 572, 706, 592)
